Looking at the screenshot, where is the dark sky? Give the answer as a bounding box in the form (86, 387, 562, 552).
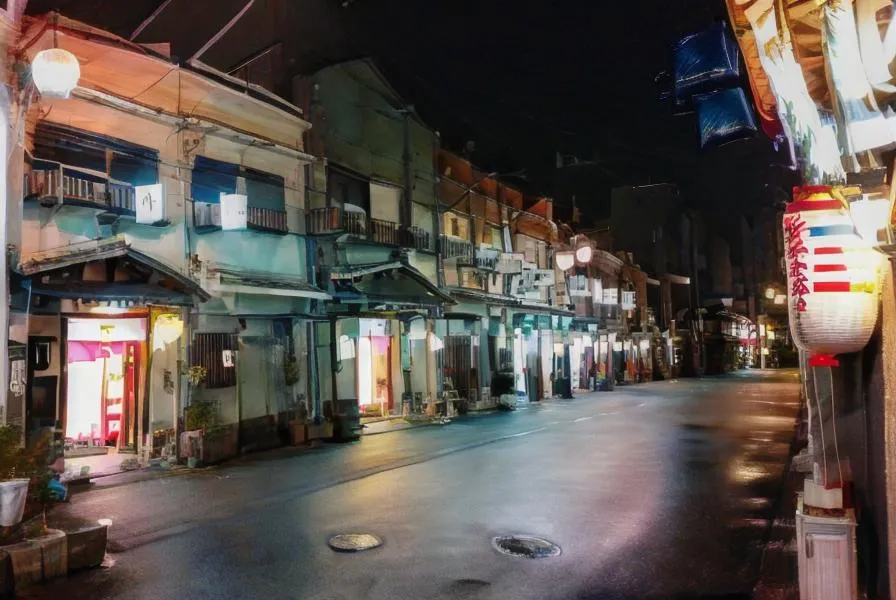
(28, 0, 779, 219)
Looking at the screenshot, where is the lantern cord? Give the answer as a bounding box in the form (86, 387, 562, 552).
(811, 367, 829, 487)
(828, 367, 845, 488)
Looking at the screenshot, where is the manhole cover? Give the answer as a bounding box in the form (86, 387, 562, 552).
(328, 533, 383, 553)
(492, 535, 561, 559)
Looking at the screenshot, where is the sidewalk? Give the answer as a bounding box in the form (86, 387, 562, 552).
(752, 383, 807, 600)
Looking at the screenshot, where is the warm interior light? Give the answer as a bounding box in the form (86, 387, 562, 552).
(32, 48, 81, 99)
(152, 314, 183, 351)
(555, 251, 575, 271)
(774, 294, 786, 305)
(849, 196, 890, 245)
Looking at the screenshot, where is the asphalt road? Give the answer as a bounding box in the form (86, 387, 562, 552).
(22, 370, 801, 600)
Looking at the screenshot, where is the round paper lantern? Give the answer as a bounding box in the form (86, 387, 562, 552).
(783, 185, 883, 366)
(575, 244, 593, 264)
(555, 251, 575, 271)
(32, 48, 81, 99)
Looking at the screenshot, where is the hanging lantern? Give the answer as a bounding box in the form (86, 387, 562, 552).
(575, 243, 593, 265)
(31, 48, 81, 99)
(555, 251, 575, 271)
(783, 185, 883, 366)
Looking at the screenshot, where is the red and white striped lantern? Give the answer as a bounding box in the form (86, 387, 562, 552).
(783, 185, 882, 366)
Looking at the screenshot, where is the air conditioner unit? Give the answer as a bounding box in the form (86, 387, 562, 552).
(796, 493, 857, 600)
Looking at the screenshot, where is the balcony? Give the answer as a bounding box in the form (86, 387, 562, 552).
(307, 206, 421, 248)
(440, 235, 474, 261)
(475, 247, 500, 271)
(25, 164, 136, 215)
(193, 201, 289, 234)
(400, 226, 433, 252)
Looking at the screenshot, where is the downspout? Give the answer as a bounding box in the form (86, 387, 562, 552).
(433, 132, 444, 287)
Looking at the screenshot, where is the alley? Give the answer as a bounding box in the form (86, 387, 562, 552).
(23, 371, 801, 600)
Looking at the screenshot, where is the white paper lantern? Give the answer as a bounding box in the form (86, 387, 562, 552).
(575, 244, 593, 264)
(555, 251, 575, 271)
(32, 48, 81, 99)
(783, 186, 883, 366)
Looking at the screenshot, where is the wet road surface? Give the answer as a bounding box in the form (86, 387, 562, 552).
(21, 370, 801, 600)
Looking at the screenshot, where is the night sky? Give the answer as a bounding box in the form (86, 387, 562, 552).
(27, 0, 781, 221)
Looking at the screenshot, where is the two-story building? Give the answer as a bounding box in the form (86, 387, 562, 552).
(9, 13, 325, 472)
(297, 60, 451, 425)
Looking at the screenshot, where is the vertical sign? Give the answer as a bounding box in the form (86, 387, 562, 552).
(135, 183, 165, 224)
(221, 193, 248, 230)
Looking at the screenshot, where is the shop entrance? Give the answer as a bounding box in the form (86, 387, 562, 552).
(64, 318, 145, 463)
(359, 335, 393, 417)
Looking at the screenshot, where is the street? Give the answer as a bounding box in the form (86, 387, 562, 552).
(22, 371, 801, 600)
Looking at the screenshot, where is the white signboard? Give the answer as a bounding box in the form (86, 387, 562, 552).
(135, 183, 165, 224)
(222, 350, 234, 368)
(602, 288, 618, 305)
(221, 193, 248, 230)
(622, 291, 636, 311)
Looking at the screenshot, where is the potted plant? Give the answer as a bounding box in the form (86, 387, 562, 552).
(0, 425, 29, 529)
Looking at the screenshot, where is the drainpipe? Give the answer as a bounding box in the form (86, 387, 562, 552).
(402, 110, 413, 228)
(0, 85, 9, 425)
(433, 132, 444, 287)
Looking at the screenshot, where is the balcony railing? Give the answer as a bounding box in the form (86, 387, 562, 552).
(306, 206, 407, 248)
(400, 226, 433, 252)
(25, 165, 136, 215)
(193, 201, 289, 234)
(370, 218, 400, 245)
(475, 247, 500, 271)
(440, 235, 474, 261)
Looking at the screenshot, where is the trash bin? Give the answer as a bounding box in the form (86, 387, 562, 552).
(331, 399, 361, 442)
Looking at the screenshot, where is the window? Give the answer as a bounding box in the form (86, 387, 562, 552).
(191, 333, 238, 388)
(191, 156, 287, 231)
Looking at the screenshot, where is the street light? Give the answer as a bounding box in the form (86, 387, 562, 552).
(765, 287, 776, 300)
(31, 48, 80, 99)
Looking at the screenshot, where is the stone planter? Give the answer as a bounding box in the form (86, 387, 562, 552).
(0, 480, 29, 527)
(66, 523, 108, 570)
(289, 421, 307, 446)
(25, 529, 67, 580)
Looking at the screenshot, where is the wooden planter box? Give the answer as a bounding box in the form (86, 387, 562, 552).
(306, 423, 333, 441)
(289, 422, 307, 446)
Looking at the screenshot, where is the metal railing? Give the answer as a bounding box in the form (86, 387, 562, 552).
(306, 206, 405, 247)
(440, 235, 474, 261)
(475, 248, 499, 271)
(25, 167, 136, 215)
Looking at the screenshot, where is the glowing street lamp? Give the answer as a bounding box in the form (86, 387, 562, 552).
(31, 47, 81, 99)
(575, 244, 593, 264)
(765, 287, 776, 300)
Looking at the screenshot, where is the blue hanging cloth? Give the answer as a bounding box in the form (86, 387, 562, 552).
(673, 21, 741, 107)
(694, 88, 759, 150)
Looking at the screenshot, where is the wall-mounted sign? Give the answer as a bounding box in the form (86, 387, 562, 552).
(622, 291, 636, 311)
(222, 350, 234, 368)
(220, 193, 248, 230)
(602, 288, 618, 305)
(135, 183, 165, 225)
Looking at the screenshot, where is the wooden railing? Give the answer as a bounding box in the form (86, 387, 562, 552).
(25, 166, 137, 215)
(193, 201, 288, 233)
